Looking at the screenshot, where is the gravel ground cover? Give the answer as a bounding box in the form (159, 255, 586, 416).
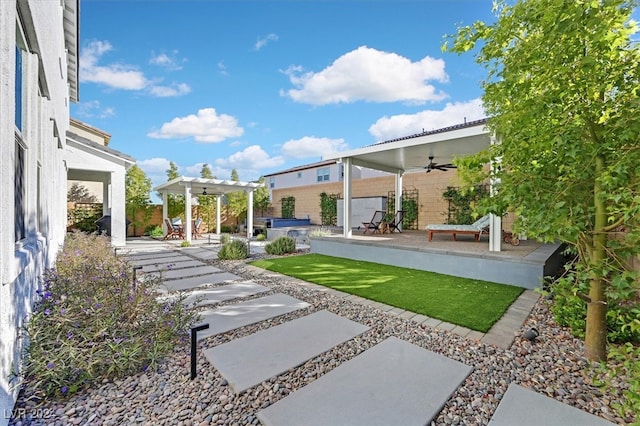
(9, 253, 632, 426)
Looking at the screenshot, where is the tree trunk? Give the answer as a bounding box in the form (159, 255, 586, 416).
(584, 156, 608, 361)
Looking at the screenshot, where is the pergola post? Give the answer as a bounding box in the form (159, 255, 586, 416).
(216, 195, 222, 234)
(394, 172, 403, 231)
(247, 190, 254, 238)
(489, 133, 502, 252)
(184, 184, 192, 243)
(162, 192, 168, 234)
(342, 158, 352, 237)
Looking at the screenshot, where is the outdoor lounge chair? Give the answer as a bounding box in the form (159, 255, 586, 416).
(385, 210, 406, 233)
(163, 218, 185, 240)
(362, 210, 386, 234)
(425, 215, 491, 242)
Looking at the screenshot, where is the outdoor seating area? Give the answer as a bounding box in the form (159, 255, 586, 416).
(426, 215, 491, 242)
(362, 210, 407, 234)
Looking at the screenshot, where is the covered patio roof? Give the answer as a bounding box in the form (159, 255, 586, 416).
(322, 118, 503, 251)
(324, 118, 490, 174)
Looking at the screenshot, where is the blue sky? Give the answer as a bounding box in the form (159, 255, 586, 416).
(72, 0, 497, 190)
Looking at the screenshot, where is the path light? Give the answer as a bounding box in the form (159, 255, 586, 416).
(191, 324, 210, 380)
(132, 265, 143, 290)
(522, 327, 539, 342)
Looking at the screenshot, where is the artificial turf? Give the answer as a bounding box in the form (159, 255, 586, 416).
(250, 253, 524, 332)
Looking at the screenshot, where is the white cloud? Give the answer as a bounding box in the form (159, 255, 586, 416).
(368, 98, 486, 141)
(254, 33, 279, 51)
(217, 61, 229, 76)
(281, 46, 448, 105)
(148, 82, 192, 97)
(147, 108, 244, 143)
(215, 145, 285, 170)
(281, 136, 348, 159)
(149, 51, 184, 71)
(137, 157, 172, 174)
(73, 100, 115, 119)
(80, 40, 148, 90)
(80, 40, 190, 98)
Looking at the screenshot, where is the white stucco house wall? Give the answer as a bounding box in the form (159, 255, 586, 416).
(0, 0, 78, 421)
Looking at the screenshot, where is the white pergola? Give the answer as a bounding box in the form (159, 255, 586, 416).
(324, 118, 504, 251)
(154, 177, 264, 243)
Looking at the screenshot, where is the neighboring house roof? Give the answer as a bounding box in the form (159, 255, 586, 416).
(263, 159, 338, 178)
(70, 118, 112, 146)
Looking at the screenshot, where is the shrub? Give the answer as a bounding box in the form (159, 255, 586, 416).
(180, 241, 191, 247)
(21, 232, 199, 398)
(220, 225, 234, 233)
(144, 225, 164, 237)
(265, 236, 296, 255)
(256, 233, 266, 241)
(220, 233, 231, 244)
(309, 227, 332, 237)
(217, 240, 248, 260)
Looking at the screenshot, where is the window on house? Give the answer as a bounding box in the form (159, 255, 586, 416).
(297, 172, 302, 179)
(269, 177, 275, 189)
(15, 138, 26, 241)
(317, 167, 330, 182)
(15, 46, 23, 131)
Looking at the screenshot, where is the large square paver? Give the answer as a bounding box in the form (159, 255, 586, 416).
(161, 272, 240, 292)
(196, 293, 310, 340)
(258, 336, 473, 426)
(488, 383, 615, 426)
(203, 310, 369, 393)
(181, 281, 270, 307)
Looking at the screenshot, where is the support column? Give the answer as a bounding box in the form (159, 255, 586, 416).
(395, 172, 403, 231)
(216, 195, 222, 234)
(489, 133, 502, 252)
(162, 192, 168, 234)
(247, 190, 254, 238)
(184, 185, 192, 243)
(109, 170, 126, 247)
(342, 158, 352, 238)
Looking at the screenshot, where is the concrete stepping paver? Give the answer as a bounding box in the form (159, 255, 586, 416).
(141, 259, 206, 273)
(196, 294, 310, 341)
(131, 256, 196, 268)
(180, 281, 270, 307)
(258, 336, 473, 426)
(488, 383, 615, 426)
(159, 265, 222, 280)
(203, 310, 370, 393)
(123, 251, 181, 261)
(161, 272, 240, 292)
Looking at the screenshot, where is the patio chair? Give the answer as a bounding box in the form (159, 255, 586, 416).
(362, 210, 387, 234)
(192, 218, 203, 239)
(385, 210, 406, 233)
(425, 215, 491, 242)
(163, 218, 185, 240)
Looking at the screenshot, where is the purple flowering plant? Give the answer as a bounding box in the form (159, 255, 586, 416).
(21, 231, 199, 398)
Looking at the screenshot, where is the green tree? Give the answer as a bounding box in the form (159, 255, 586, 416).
(67, 182, 98, 203)
(159, 161, 184, 219)
(253, 176, 270, 217)
(446, 0, 640, 361)
(226, 169, 248, 230)
(199, 163, 216, 232)
(125, 165, 152, 236)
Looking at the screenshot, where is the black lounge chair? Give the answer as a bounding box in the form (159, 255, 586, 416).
(362, 210, 386, 234)
(386, 210, 406, 233)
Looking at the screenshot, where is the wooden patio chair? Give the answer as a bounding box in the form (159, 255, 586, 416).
(163, 218, 184, 240)
(192, 218, 203, 239)
(385, 210, 406, 233)
(362, 210, 386, 234)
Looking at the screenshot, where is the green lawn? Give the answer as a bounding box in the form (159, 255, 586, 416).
(250, 254, 524, 332)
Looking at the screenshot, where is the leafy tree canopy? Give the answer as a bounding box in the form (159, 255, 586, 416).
(125, 165, 153, 234)
(67, 182, 98, 203)
(446, 0, 640, 360)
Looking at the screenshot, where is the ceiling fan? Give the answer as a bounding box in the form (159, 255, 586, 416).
(424, 156, 456, 173)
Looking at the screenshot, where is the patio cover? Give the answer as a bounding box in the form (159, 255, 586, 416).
(323, 118, 503, 251)
(154, 177, 264, 243)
